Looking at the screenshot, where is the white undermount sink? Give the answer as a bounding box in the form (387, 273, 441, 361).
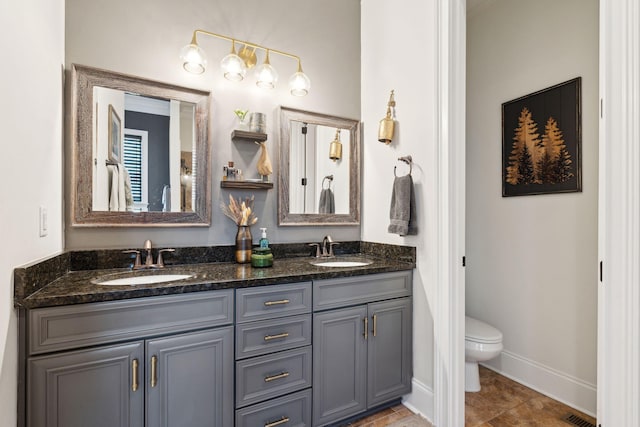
(93, 273, 193, 286)
(310, 258, 373, 268)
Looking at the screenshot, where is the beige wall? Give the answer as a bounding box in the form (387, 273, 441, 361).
(0, 0, 65, 423)
(65, 0, 361, 249)
(466, 0, 598, 414)
(361, 0, 438, 411)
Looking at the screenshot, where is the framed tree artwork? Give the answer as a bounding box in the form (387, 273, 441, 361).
(502, 77, 582, 197)
(108, 104, 121, 163)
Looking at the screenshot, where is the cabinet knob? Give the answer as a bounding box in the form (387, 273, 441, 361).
(372, 314, 378, 337)
(150, 355, 158, 388)
(363, 317, 368, 340)
(264, 332, 290, 341)
(264, 299, 290, 306)
(131, 359, 139, 392)
(265, 416, 290, 427)
(264, 371, 290, 382)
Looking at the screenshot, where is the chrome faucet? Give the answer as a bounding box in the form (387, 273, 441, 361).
(123, 240, 175, 269)
(143, 239, 154, 267)
(321, 235, 333, 257)
(309, 235, 339, 258)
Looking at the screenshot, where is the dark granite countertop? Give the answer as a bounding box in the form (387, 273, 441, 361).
(15, 242, 415, 309)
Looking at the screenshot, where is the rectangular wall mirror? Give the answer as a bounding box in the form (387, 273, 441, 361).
(71, 64, 211, 226)
(278, 106, 360, 225)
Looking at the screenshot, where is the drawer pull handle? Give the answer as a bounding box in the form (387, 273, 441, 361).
(373, 314, 378, 337)
(265, 416, 290, 427)
(264, 332, 290, 341)
(363, 317, 368, 340)
(264, 299, 290, 306)
(151, 355, 158, 388)
(131, 359, 139, 392)
(264, 371, 290, 382)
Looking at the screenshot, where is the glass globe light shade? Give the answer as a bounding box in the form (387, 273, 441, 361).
(220, 52, 247, 82)
(289, 71, 311, 96)
(255, 53, 278, 89)
(179, 43, 207, 74)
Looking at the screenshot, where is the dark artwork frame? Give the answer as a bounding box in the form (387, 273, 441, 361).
(502, 77, 582, 197)
(108, 104, 121, 163)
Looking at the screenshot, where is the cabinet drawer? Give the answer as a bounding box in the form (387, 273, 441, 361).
(236, 314, 311, 359)
(236, 282, 312, 323)
(28, 290, 234, 355)
(235, 389, 312, 427)
(313, 271, 412, 311)
(236, 346, 312, 408)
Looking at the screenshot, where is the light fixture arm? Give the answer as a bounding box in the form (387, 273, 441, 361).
(183, 29, 310, 96)
(190, 29, 302, 65)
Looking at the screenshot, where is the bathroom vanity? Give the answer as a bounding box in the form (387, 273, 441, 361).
(15, 244, 414, 427)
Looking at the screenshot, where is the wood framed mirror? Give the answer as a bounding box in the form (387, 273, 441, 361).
(71, 64, 211, 226)
(278, 106, 360, 225)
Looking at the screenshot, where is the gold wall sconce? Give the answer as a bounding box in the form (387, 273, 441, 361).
(329, 129, 343, 161)
(378, 90, 396, 144)
(180, 30, 311, 96)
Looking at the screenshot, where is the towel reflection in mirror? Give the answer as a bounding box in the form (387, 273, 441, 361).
(319, 175, 335, 214)
(106, 163, 133, 211)
(289, 122, 349, 215)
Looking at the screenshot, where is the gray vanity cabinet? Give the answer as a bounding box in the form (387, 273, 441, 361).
(25, 290, 234, 427)
(145, 327, 233, 427)
(312, 272, 412, 427)
(366, 298, 413, 407)
(235, 282, 313, 427)
(312, 306, 368, 425)
(28, 341, 144, 427)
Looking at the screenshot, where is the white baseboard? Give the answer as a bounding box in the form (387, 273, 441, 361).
(402, 377, 434, 424)
(483, 350, 596, 417)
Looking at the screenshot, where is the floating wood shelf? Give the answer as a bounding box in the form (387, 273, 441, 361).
(231, 130, 268, 142)
(220, 180, 273, 190)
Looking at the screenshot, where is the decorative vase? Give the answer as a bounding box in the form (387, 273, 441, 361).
(236, 117, 249, 130)
(235, 225, 252, 263)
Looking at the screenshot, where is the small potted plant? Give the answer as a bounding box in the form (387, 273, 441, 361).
(234, 109, 249, 130)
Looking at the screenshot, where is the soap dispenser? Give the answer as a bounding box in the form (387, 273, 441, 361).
(259, 228, 269, 248)
(252, 228, 273, 268)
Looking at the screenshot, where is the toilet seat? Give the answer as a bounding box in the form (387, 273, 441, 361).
(465, 316, 502, 344)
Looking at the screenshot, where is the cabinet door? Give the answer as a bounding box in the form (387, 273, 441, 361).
(313, 306, 367, 426)
(367, 298, 413, 407)
(146, 326, 233, 427)
(28, 341, 144, 427)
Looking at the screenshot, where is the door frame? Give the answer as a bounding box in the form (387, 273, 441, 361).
(441, 0, 640, 425)
(596, 1, 640, 425)
(433, 0, 466, 425)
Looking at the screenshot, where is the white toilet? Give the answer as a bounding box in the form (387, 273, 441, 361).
(465, 316, 503, 392)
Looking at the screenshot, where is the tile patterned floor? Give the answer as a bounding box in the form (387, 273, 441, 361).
(344, 404, 431, 426)
(465, 366, 597, 427)
(343, 366, 597, 427)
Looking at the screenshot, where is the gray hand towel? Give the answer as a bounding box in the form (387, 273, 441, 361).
(388, 174, 417, 236)
(319, 188, 335, 214)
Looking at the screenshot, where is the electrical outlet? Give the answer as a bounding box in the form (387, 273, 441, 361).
(39, 206, 48, 237)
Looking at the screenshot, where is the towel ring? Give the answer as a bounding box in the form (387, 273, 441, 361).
(394, 155, 412, 176)
(322, 175, 334, 189)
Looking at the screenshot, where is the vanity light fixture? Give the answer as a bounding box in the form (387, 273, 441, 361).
(329, 129, 342, 161)
(180, 29, 311, 96)
(378, 90, 396, 144)
(219, 40, 247, 82)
